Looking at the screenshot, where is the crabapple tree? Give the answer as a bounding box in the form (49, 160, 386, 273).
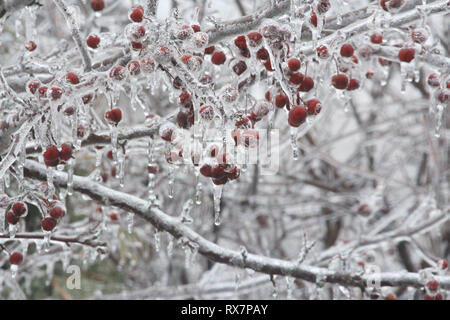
(0, 0, 449, 300)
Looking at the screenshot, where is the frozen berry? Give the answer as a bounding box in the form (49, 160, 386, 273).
(25, 40, 37, 52)
(332, 74, 349, 90)
(316, 45, 329, 59)
(129, 5, 144, 22)
(256, 48, 269, 61)
(289, 72, 304, 85)
(191, 25, 201, 32)
(44, 145, 60, 167)
(66, 72, 80, 84)
(306, 99, 322, 115)
(50, 87, 63, 100)
(27, 80, 41, 94)
(42, 217, 57, 231)
(200, 164, 212, 177)
(370, 33, 383, 44)
(105, 108, 122, 125)
(427, 73, 440, 87)
(91, 0, 105, 11)
(234, 35, 247, 50)
(86, 34, 100, 49)
(127, 60, 141, 76)
(59, 143, 72, 161)
(275, 93, 288, 108)
(398, 48, 415, 63)
(9, 252, 23, 265)
(12, 202, 27, 216)
(6, 211, 20, 225)
(199, 105, 214, 120)
(247, 32, 262, 46)
(340, 44, 354, 57)
(288, 106, 307, 127)
(204, 46, 215, 54)
(49, 206, 65, 219)
(299, 77, 314, 92)
(109, 65, 126, 81)
(347, 78, 360, 91)
(232, 60, 247, 75)
(211, 51, 226, 65)
(288, 58, 301, 72)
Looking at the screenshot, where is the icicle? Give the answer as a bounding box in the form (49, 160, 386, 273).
(213, 185, 223, 226)
(43, 231, 52, 251)
(8, 224, 18, 239)
(117, 151, 125, 188)
(127, 212, 134, 234)
(10, 264, 18, 279)
(167, 235, 174, 258)
(46, 167, 54, 193)
(434, 104, 445, 138)
(67, 158, 74, 195)
(286, 277, 293, 299)
(154, 230, 160, 252)
(290, 127, 299, 160)
(181, 199, 194, 224)
(167, 165, 175, 198)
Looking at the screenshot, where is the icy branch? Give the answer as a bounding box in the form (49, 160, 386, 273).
(23, 160, 450, 290)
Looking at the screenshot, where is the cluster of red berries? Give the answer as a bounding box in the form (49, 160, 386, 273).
(427, 73, 450, 104)
(43, 143, 73, 167)
(26, 79, 64, 100)
(199, 153, 240, 185)
(6, 202, 28, 226)
(40, 199, 66, 232)
(176, 91, 195, 129)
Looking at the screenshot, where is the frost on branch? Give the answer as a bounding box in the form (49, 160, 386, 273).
(0, 0, 448, 300)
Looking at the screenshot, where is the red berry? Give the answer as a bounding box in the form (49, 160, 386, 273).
(306, 99, 322, 115)
(316, 0, 331, 14)
(179, 91, 191, 105)
(160, 127, 175, 142)
(398, 48, 415, 63)
(234, 35, 247, 50)
(131, 41, 143, 50)
(199, 105, 214, 120)
(49, 206, 65, 219)
(6, 211, 20, 225)
(288, 58, 301, 72)
(316, 45, 329, 59)
(289, 72, 304, 85)
(129, 5, 144, 22)
(227, 166, 240, 180)
(247, 32, 262, 46)
(347, 78, 360, 91)
(299, 76, 314, 92)
(12, 202, 27, 216)
(27, 80, 41, 94)
(59, 143, 72, 161)
(128, 60, 141, 76)
(265, 91, 272, 102)
(50, 87, 63, 100)
(310, 12, 318, 27)
(332, 74, 349, 90)
(232, 60, 247, 75)
(25, 40, 37, 52)
(411, 30, 427, 44)
(204, 46, 215, 55)
(191, 25, 201, 32)
(242, 130, 259, 147)
(91, 0, 105, 11)
(370, 33, 383, 44)
(380, 0, 404, 11)
(211, 51, 226, 65)
(256, 48, 269, 61)
(264, 59, 274, 71)
(141, 57, 156, 73)
(105, 108, 122, 125)
(275, 93, 288, 108)
(37, 86, 48, 98)
(44, 145, 60, 167)
(288, 106, 308, 127)
(385, 293, 397, 300)
(109, 65, 126, 81)
(86, 35, 100, 49)
(438, 259, 448, 270)
(340, 44, 354, 57)
(426, 280, 440, 292)
(42, 217, 57, 231)
(66, 72, 80, 84)
(110, 213, 119, 221)
(200, 164, 212, 177)
(9, 252, 23, 265)
(358, 204, 371, 216)
(239, 47, 251, 58)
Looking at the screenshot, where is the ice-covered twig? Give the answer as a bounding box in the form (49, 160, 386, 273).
(23, 160, 450, 290)
(0, 233, 107, 249)
(53, 0, 92, 72)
